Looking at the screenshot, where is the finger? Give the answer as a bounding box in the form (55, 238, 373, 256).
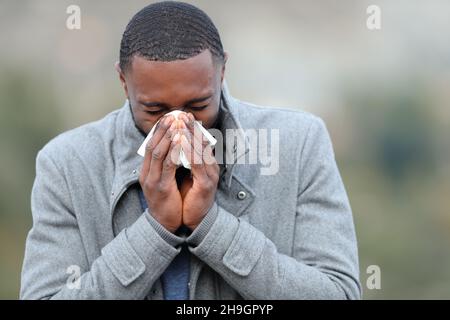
(203, 144, 220, 180)
(160, 136, 182, 184)
(150, 114, 175, 151)
(181, 113, 218, 182)
(178, 112, 193, 130)
(141, 115, 175, 178)
(147, 119, 178, 183)
(179, 115, 208, 165)
(140, 143, 152, 184)
(180, 134, 208, 179)
(179, 126, 203, 166)
(187, 120, 218, 181)
(180, 113, 201, 141)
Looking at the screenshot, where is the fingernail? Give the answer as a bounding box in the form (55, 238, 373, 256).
(165, 115, 174, 125)
(173, 133, 180, 142)
(179, 113, 188, 123)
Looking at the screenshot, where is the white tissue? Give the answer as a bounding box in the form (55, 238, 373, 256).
(137, 110, 217, 169)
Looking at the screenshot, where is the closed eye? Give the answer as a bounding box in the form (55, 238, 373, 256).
(187, 105, 208, 111)
(145, 109, 165, 116)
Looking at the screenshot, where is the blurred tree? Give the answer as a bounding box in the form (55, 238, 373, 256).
(0, 65, 63, 298)
(344, 80, 436, 183)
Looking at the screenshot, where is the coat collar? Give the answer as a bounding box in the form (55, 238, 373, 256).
(218, 81, 251, 187)
(110, 81, 251, 214)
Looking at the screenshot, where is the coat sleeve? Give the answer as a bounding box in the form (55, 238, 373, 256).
(20, 149, 181, 299)
(186, 117, 362, 299)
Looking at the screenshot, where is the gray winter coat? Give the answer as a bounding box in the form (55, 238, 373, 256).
(20, 83, 361, 299)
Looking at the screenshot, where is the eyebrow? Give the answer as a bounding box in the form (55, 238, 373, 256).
(140, 94, 213, 108)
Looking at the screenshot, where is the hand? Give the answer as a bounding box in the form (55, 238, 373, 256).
(139, 115, 183, 233)
(178, 113, 220, 231)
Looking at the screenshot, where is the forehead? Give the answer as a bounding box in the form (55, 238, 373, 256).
(127, 50, 218, 101)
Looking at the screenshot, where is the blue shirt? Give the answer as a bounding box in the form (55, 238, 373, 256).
(138, 189, 191, 300)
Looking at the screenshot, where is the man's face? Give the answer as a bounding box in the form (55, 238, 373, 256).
(118, 49, 226, 135)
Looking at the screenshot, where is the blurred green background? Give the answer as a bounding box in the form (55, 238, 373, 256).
(1, 0, 449, 299)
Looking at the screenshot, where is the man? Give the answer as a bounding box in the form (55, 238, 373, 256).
(20, 1, 361, 299)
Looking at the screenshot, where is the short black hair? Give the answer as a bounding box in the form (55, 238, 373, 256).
(119, 1, 225, 72)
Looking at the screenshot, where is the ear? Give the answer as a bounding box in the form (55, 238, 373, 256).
(220, 51, 228, 84)
(115, 61, 129, 98)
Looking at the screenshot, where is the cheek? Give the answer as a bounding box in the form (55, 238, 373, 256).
(198, 100, 220, 128)
(194, 108, 217, 128)
(133, 109, 159, 134)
